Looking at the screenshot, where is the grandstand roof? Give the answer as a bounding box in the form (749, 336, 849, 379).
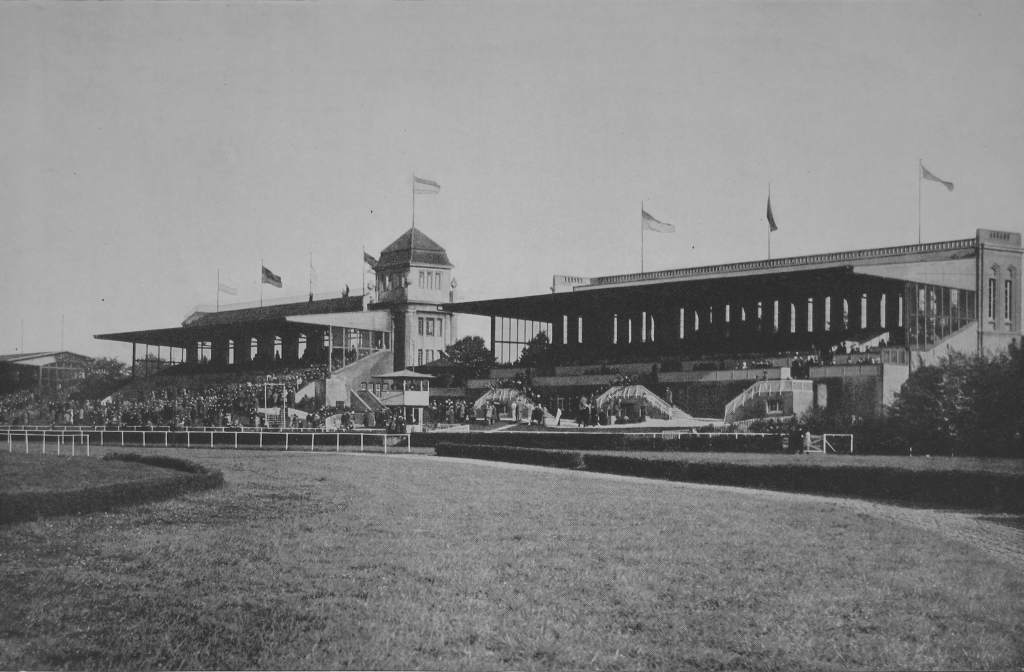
(0, 351, 92, 367)
(183, 296, 364, 327)
(96, 296, 367, 348)
(445, 235, 989, 321)
(378, 228, 453, 269)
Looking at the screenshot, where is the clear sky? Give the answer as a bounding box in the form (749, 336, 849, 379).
(2, 1, 1023, 360)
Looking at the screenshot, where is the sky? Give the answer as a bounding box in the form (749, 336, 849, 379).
(2, 1, 1023, 361)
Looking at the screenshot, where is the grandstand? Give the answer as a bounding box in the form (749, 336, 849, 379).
(446, 229, 1023, 422)
(94, 228, 458, 426)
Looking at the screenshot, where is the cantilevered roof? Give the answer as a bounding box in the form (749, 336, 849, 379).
(378, 228, 453, 268)
(184, 296, 364, 327)
(446, 236, 986, 321)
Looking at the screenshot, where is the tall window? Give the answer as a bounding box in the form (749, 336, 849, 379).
(1005, 279, 1013, 321)
(577, 316, 584, 344)
(678, 309, 685, 339)
(426, 319, 434, 336)
(562, 315, 568, 345)
(988, 278, 996, 320)
(417, 349, 423, 366)
(418, 318, 424, 335)
(613, 314, 619, 344)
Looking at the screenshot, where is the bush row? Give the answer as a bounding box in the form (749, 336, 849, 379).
(435, 443, 1024, 513)
(437, 442, 584, 470)
(0, 453, 224, 525)
(419, 431, 787, 453)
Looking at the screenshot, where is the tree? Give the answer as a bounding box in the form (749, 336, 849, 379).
(70, 357, 131, 400)
(517, 331, 553, 369)
(887, 350, 1022, 457)
(443, 336, 496, 385)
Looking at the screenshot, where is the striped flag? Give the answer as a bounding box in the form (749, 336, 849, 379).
(767, 195, 778, 232)
(261, 266, 282, 288)
(921, 163, 954, 191)
(641, 209, 675, 233)
(363, 251, 378, 269)
(413, 175, 441, 194)
(218, 281, 238, 296)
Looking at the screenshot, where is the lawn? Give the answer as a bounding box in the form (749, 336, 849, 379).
(1, 448, 1021, 670)
(0, 452, 180, 494)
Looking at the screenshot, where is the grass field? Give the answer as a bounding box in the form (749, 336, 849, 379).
(1, 448, 1022, 670)
(0, 453, 179, 493)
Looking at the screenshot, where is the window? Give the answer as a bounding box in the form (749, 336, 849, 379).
(418, 318, 424, 335)
(641, 311, 647, 342)
(577, 316, 583, 344)
(678, 309, 685, 339)
(417, 349, 423, 366)
(1005, 279, 1012, 321)
(426, 319, 434, 336)
(562, 315, 568, 345)
(807, 298, 814, 332)
(766, 398, 783, 414)
(418, 271, 425, 288)
(988, 278, 996, 320)
(435, 272, 442, 289)
(437, 319, 443, 339)
(613, 314, 619, 344)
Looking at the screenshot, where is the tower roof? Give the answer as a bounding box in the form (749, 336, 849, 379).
(378, 228, 452, 268)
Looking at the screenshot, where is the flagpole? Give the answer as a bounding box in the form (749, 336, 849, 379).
(217, 269, 220, 312)
(640, 201, 645, 273)
(411, 173, 416, 230)
(308, 251, 313, 302)
(921, 158, 929, 245)
(259, 258, 263, 308)
(767, 184, 772, 260)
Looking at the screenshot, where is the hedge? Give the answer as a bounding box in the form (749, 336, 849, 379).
(435, 443, 1024, 513)
(0, 453, 224, 525)
(419, 431, 787, 453)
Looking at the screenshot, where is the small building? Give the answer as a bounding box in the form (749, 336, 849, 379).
(0, 351, 93, 394)
(372, 369, 433, 428)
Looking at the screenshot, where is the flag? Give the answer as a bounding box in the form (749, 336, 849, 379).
(363, 251, 378, 269)
(413, 175, 441, 194)
(641, 209, 675, 233)
(921, 163, 954, 191)
(218, 281, 238, 296)
(767, 195, 778, 232)
(261, 266, 282, 288)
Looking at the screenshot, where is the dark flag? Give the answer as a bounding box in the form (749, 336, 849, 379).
(767, 195, 778, 232)
(261, 266, 282, 288)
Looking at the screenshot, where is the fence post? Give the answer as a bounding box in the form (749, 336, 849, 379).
(210, 432, 214, 448)
(42, 432, 46, 455)
(234, 432, 238, 449)
(336, 433, 339, 452)
(165, 431, 169, 447)
(259, 432, 263, 448)
(142, 431, 146, 447)
(100, 430, 104, 446)
(121, 431, 125, 447)
(360, 433, 364, 452)
(25, 430, 29, 453)
(285, 432, 289, 451)
(310, 432, 314, 452)
(384, 434, 388, 455)
(86, 434, 90, 457)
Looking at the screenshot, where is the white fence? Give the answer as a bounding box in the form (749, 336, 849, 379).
(5, 429, 91, 456)
(2, 428, 412, 455)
